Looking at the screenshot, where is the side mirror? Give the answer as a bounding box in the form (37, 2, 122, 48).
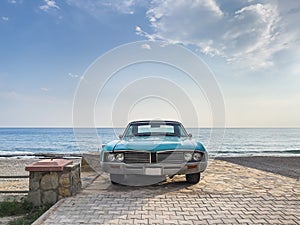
(188, 133, 192, 138)
(118, 134, 123, 139)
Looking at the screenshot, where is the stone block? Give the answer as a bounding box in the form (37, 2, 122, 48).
(59, 186, 71, 197)
(29, 179, 40, 191)
(28, 190, 41, 206)
(30, 171, 43, 180)
(59, 173, 71, 187)
(27, 160, 81, 206)
(40, 172, 59, 190)
(42, 190, 58, 205)
(71, 166, 80, 179)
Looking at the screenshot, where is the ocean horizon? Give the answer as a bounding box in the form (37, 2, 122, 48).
(0, 127, 299, 157)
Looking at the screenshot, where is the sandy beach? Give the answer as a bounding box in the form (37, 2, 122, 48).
(0, 158, 38, 196)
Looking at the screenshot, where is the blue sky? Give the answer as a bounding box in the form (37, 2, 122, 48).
(0, 0, 299, 127)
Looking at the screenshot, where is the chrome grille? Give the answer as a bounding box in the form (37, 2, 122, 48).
(124, 152, 150, 164)
(157, 151, 184, 163)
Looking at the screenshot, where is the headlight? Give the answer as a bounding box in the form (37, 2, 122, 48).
(193, 153, 202, 161)
(115, 153, 124, 162)
(107, 154, 115, 161)
(184, 153, 193, 161)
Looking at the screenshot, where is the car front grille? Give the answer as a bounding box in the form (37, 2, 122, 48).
(124, 152, 150, 164)
(157, 151, 185, 163)
(122, 151, 202, 164)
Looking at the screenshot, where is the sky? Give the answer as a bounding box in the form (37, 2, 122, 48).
(0, 0, 299, 128)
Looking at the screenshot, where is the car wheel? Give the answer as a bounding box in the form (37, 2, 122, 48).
(111, 180, 119, 185)
(110, 174, 124, 185)
(186, 173, 201, 184)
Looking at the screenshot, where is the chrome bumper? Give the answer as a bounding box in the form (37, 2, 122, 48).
(101, 161, 207, 176)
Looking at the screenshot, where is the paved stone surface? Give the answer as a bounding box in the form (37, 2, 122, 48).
(34, 160, 300, 225)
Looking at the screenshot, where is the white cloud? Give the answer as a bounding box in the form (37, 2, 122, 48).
(139, 0, 300, 70)
(223, 3, 282, 68)
(7, 0, 23, 3)
(68, 73, 85, 81)
(2, 16, 9, 21)
(141, 43, 151, 50)
(66, 0, 147, 16)
(102, 0, 136, 14)
(40, 87, 49, 92)
(68, 72, 79, 78)
(39, 0, 60, 12)
(135, 26, 142, 33)
(135, 26, 155, 41)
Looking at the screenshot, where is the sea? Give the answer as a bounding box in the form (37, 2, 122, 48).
(0, 128, 299, 157)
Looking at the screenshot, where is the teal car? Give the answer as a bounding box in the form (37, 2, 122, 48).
(100, 120, 208, 186)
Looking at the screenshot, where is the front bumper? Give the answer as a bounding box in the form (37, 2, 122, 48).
(101, 161, 207, 176)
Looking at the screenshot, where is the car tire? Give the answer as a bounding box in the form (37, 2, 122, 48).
(186, 173, 201, 184)
(110, 174, 124, 185)
(111, 180, 119, 185)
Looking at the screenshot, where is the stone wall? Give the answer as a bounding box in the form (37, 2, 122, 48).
(28, 163, 81, 206)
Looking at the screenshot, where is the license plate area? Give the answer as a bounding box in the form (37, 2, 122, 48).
(145, 168, 161, 175)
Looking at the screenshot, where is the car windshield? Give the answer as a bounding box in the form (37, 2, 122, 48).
(123, 122, 188, 138)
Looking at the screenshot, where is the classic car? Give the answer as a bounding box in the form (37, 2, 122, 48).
(100, 120, 208, 186)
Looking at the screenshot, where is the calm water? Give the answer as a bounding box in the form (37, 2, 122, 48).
(0, 128, 299, 157)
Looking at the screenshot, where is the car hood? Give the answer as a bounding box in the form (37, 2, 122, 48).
(105, 136, 205, 152)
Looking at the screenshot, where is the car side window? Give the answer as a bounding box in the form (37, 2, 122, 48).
(124, 125, 134, 137)
(177, 125, 188, 137)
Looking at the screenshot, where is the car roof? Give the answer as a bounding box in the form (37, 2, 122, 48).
(128, 120, 182, 125)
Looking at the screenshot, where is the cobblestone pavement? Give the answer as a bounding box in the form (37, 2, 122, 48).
(34, 160, 300, 225)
